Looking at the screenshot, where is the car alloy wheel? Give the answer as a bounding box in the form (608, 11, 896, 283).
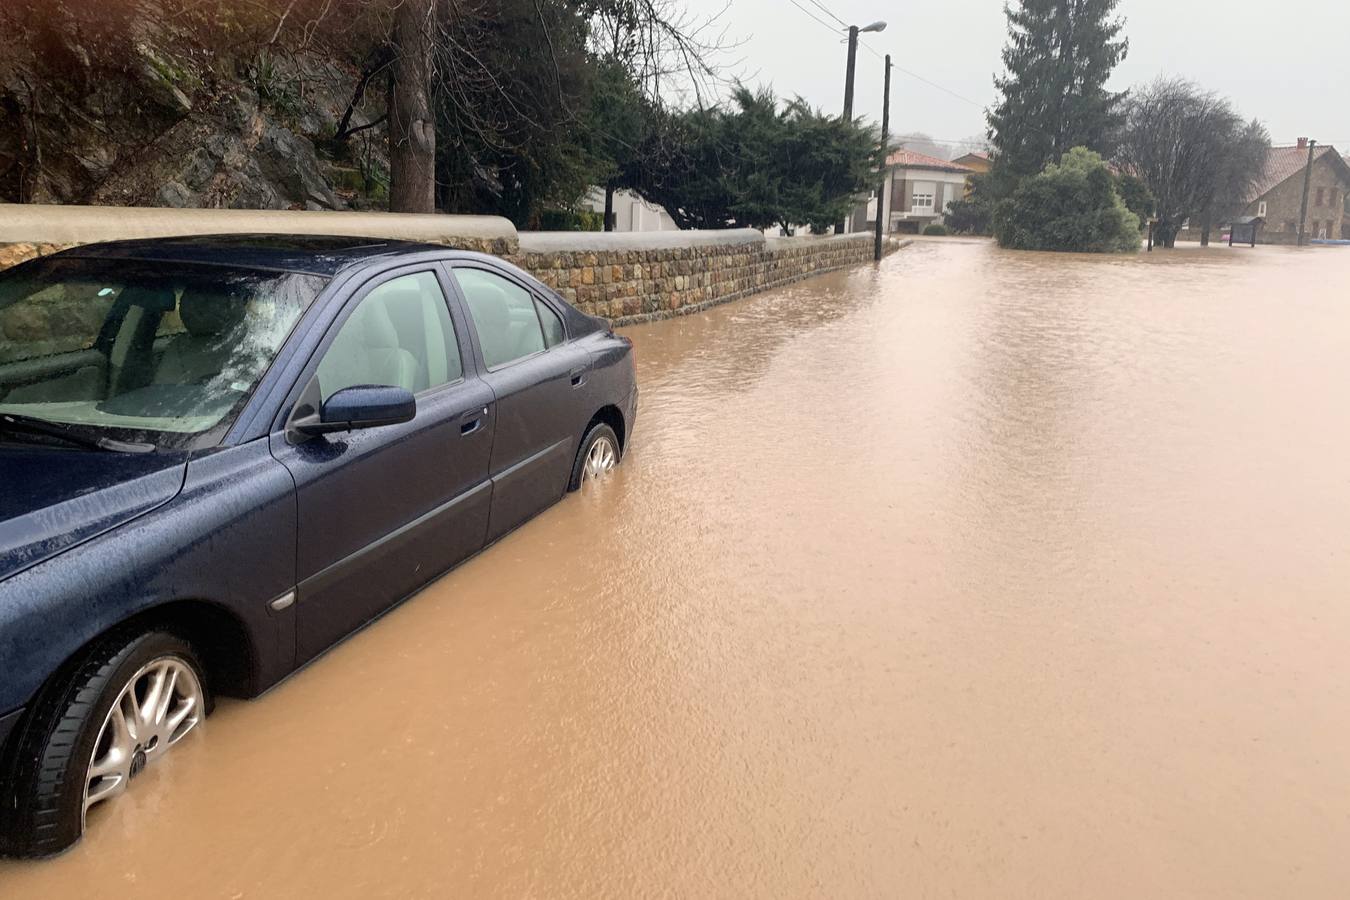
(83, 656, 204, 824)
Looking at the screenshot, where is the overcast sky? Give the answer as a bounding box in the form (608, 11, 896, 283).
(681, 0, 1350, 152)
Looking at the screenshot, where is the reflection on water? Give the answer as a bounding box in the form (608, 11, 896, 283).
(4, 240, 1350, 898)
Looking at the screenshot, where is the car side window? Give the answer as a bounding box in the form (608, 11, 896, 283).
(454, 268, 550, 369)
(315, 271, 461, 402)
(535, 298, 565, 348)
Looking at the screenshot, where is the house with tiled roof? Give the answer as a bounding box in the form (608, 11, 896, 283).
(951, 150, 992, 174)
(1242, 139, 1350, 243)
(876, 149, 975, 234)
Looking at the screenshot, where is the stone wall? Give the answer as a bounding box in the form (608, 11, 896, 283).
(0, 205, 902, 327)
(512, 230, 898, 325)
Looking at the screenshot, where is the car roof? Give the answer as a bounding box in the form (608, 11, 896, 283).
(60, 234, 452, 276)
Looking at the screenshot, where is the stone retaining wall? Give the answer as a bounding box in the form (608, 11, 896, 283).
(0, 205, 902, 326)
(513, 231, 901, 325)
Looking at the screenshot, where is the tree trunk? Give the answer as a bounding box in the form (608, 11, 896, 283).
(1156, 219, 1180, 249)
(388, 0, 435, 214)
(1200, 216, 1211, 247)
(604, 184, 615, 232)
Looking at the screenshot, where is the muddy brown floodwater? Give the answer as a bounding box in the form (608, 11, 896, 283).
(4, 238, 1350, 898)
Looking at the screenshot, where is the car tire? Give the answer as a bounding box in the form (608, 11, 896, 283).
(569, 422, 621, 491)
(0, 629, 210, 858)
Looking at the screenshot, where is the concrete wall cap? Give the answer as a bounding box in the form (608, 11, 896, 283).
(763, 233, 873, 250)
(0, 204, 518, 250)
(519, 229, 765, 253)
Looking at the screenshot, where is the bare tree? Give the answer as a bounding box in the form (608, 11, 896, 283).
(1116, 78, 1269, 248)
(587, 0, 738, 107)
(584, 0, 739, 228)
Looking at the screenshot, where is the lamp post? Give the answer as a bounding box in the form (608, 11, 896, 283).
(837, 20, 887, 235)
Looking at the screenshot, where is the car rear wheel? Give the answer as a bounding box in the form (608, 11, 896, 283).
(0, 630, 209, 858)
(569, 423, 621, 491)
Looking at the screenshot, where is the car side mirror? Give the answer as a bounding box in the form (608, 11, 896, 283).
(290, 385, 416, 440)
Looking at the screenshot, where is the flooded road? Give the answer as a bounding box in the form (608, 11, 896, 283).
(5, 238, 1350, 898)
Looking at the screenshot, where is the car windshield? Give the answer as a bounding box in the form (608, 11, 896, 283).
(0, 257, 325, 449)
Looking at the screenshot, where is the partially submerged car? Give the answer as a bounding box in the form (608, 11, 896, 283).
(0, 235, 636, 856)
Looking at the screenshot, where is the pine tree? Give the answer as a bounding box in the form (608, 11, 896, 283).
(987, 0, 1129, 191)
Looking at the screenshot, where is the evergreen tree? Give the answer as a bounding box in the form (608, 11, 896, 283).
(630, 88, 878, 231)
(987, 0, 1129, 192)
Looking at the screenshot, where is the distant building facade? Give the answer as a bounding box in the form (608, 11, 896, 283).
(1241, 139, 1349, 244)
(951, 150, 991, 176)
(581, 187, 679, 233)
(882, 150, 974, 233)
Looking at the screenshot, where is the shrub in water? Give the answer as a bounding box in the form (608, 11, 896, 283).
(993, 147, 1142, 253)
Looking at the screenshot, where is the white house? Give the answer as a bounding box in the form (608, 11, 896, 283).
(581, 187, 678, 232)
(852, 148, 976, 235)
(882, 149, 974, 233)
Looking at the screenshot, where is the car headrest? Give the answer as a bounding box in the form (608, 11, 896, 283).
(471, 283, 512, 330)
(360, 301, 401, 350)
(377, 287, 426, 340)
(180, 287, 247, 337)
(120, 285, 178, 314)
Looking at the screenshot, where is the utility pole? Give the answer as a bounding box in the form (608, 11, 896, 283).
(1297, 138, 1317, 247)
(842, 26, 860, 122)
(835, 25, 861, 236)
(874, 54, 893, 262)
(833, 20, 885, 235)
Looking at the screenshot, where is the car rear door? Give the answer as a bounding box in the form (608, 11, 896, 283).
(270, 266, 494, 663)
(446, 263, 590, 542)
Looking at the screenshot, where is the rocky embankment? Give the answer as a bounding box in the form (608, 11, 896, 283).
(0, 3, 386, 211)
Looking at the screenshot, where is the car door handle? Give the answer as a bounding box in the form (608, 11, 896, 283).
(570, 367, 588, 387)
(459, 406, 488, 435)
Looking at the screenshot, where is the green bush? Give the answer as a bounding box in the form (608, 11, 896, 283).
(922, 223, 949, 236)
(993, 147, 1142, 253)
(944, 196, 993, 235)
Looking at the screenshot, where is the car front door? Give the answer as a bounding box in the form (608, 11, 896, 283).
(447, 264, 590, 542)
(271, 267, 495, 663)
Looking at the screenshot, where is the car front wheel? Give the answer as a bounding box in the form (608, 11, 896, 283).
(1, 629, 209, 858)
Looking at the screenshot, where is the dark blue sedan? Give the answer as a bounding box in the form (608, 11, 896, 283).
(0, 235, 636, 856)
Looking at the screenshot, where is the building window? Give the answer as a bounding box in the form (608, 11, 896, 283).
(1286, 221, 1297, 233)
(912, 192, 934, 212)
(1316, 188, 1325, 206)
(1257, 201, 1267, 218)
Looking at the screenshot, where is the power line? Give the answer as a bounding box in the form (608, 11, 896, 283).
(785, 0, 842, 36)
(860, 40, 986, 109)
(786, 3, 990, 116)
(805, 0, 847, 27)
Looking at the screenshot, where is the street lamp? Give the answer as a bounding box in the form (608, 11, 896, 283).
(843, 21, 887, 122)
(836, 19, 887, 234)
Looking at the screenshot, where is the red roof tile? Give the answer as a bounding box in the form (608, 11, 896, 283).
(885, 149, 974, 174)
